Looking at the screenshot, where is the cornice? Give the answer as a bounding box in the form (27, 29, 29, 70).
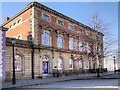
(1, 1, 103, 36)
(6, 37, 91, 55)
(28, 2, 103, 35)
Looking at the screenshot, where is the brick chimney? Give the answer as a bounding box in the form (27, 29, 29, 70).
(4, 17, 10, 22)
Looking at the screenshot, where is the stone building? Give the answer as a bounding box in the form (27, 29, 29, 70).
(0, 26, 8, 81)
(2, 2, 103, 80)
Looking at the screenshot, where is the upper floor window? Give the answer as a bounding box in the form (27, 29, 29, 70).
(68, 25, 74, 30)
(42, 32, 50, 46)
(42, 14, 50, 21)
(10, 25, 12, 28)
(57, 20, 63, 26)
(17, 34, 22, 39)
(69, 58, 73, 69)
(86, 43, 90, 53)
(86, 31, 90, 36)
(77, 29, 82, 33)
(57, 36, 63, 48)
(93, 45, 97, 54)
(15, 55, 22, 71)
(13, 22, 16, 26)
(18, 19, 21, 23)
(78, 42, 83, 52)
(69, 38, 74, 50)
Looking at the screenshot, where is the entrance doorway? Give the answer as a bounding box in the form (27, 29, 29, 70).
(43, 61, 49, 74)
(42, 56, 49, 75)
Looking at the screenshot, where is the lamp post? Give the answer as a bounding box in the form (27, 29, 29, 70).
(113, 56, 116, 73)
(29, 34, 34, 79)
(11, 38, 16, 85)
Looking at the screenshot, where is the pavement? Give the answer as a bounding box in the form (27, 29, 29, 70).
(1, 71, 119, 89)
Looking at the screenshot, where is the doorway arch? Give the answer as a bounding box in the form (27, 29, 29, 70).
(42, 56, 49, 74)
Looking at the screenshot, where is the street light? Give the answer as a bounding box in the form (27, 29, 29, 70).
(11, 38, 16, 85)
(113, 56, 116, 73)
(28, 34, 34, 79)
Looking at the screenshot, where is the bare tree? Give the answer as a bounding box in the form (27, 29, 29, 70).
(88, 12, 117, 60)
(87, 12, 118, 73)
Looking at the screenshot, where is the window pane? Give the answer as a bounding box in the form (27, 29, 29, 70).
(86, 31, 90, 36)
(15, 55, 22, 71)
(42, 32, 50, 45)
(86, 60, 89, 69)
(79, 42, 83, 51)
(58, 57, 63, 70)
(57, 36, 63, 48)
(86, 43, 90, 53)
(69, 58, 73, 69)
(79, 60, 82, 69)
(77, 29, 82, 33)
(43, 14, 49, 21)
(69, 38, 74, 50)
(68, 25, 73, 30)
(58, 20, 63, 26)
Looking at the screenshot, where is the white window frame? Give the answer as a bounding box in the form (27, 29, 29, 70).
(69, 58, 73, 69)
(17, 34, 22, 39)
(68, 24, 74, 30)
(77, 29, 82, 33)
(15, 55, 22, 71)
(42, 13, 50, 21)
(86, 43, 90, 53)
(78, 42, 83, 52)
(69, 38, 74, 50)
(86, 60, 89, 69)
(42, 32, 51, 46)
(79, 59, 83, 69)
(57, 35, 63, 48)
(57, 19, 64, 26)
(58, 57, 63, 70)
(86, 31, 90, 36)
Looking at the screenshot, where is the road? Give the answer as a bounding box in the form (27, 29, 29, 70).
(20, 79, 119, 89)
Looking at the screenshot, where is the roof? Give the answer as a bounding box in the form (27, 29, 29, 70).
(1, 1, 104, 36)
(0, 26, 8, 31)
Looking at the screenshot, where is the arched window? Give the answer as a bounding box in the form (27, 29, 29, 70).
(17, 34, 22, 39)
(15, 55, 22, 71)
(69, 38, 74, 50)
(69, 58, 73, 69)
(58, 57, 63, 70)
(42, 32, 50, 45)
(86, 60, 90, 69)
(57, 36, 63, 48)
(79, 59, 83, 69)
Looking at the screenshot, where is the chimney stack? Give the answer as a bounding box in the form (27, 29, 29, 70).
(4, 17, 10, 22)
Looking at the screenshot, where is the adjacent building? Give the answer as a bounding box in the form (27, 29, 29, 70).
(0, 27, 8, 81)
(2, 2, 103, 80)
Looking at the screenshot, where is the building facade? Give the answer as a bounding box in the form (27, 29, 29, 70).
(0, 27, 8, 81)
(2, 2, 103, 80)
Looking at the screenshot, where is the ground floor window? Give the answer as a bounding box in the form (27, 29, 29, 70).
(86, 60, 89, 69)
(15, 55, 22, 71)
(79, 59, 83, 69)
(58, 57, 63, 70)
(69, 58, 73, 69)
(93, 60, 96, 69)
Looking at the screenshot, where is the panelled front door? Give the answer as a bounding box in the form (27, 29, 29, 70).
(43, 61, 49, 74)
